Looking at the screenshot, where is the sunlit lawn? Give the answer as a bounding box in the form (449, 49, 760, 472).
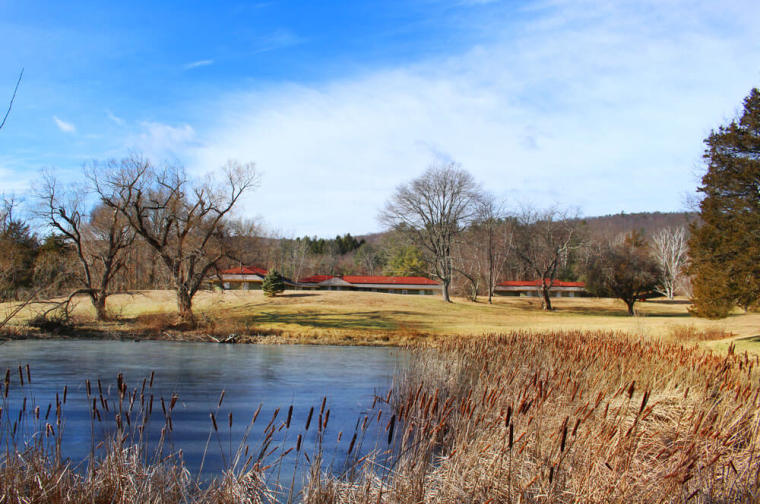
(3, 289, 758, 351)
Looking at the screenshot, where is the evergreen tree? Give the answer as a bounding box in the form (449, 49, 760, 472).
(262, 269, 286, 297)
(384, 245, 427, 277)
(688, 88, 760, 318)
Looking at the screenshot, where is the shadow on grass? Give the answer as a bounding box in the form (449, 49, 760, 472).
(647, 299, 691, 305)
(240, 310, 420, 331)
(735, 335, 760, 344)
(559, 303, 692, 318)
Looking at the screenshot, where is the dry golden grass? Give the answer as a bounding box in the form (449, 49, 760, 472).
(2, 289, 759, 351)
(307, 331, 760, 503)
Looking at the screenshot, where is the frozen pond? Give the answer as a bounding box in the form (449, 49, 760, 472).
(0, 339, 404, 490)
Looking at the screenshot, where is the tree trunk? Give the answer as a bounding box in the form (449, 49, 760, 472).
(626, 299, 636, 316)
(91, 292, 108, 321)
(177, 287, 195, 325)
(441, 279, 452, 303)
(541, 286, 553, 311)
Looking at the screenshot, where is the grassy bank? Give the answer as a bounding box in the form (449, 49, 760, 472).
(2, 290, 758, 352)
(2, 330, 758, 503)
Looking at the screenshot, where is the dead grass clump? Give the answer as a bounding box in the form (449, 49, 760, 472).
(134, 312, 178, 333)
(306, 330, 760, 503)
(671, 324, 734, 341)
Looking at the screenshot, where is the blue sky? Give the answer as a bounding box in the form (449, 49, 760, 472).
(1, 0, 759, 236)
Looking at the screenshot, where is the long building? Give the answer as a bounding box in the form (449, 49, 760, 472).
(298, 275, 441, 295)
(494, 280, 586, 297)
(218, 267, 441, 294)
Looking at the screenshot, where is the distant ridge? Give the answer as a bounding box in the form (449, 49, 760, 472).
(578, 211, 697, 240)
(359, 211, 698, 243)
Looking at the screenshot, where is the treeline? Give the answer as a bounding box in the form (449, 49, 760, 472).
(2, 86, 757, 324)
(0, 180, 693, 323)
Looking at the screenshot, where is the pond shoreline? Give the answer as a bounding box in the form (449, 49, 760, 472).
(0, 324, 431, 347)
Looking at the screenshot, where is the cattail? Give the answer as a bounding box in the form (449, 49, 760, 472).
(286, 405, 293, 428)
(387, 414, 396, 445)
(149, 371, 155, 387)
(63, 385, 68, 404)
(627, 381, 635, 399)
(639, 390, 650, 414)
(252, 403, 262, 425)
(218, 390, 225, 408)
(509, 423, 513, 449)
(324, 409, 330, 430)
(210, 412, 218, 431)
(25, 364, 30, 384)
(170, 394, 178, 411)
(348, 432, 357, 455)
(305, 406, 314, 431)
(296, 434, 302, 452)
(18, 366, 23, 386)
(505, 405, 512, 428)
(86, 379, 91, 397)
(560, 417, 568, 452)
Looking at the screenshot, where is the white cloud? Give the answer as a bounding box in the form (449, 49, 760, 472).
(53, 116, 76, 133)
(106, 110, 124, 125)
(177, 0, 760, 236)
(184, 59, 214, 70)
(131, 122, 198, 162)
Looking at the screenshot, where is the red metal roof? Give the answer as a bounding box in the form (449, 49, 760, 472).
(220, 266, 268, 276)
(298, 275, 335, 283)
(498, 280, 586, 288)
(342, 276, 439, 285)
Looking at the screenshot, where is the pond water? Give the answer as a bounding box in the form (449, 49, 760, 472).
(0, 339, 405, 491)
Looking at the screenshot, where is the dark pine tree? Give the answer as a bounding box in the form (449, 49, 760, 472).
(262, 269, 286, 297)
(688, 88, 760, 318)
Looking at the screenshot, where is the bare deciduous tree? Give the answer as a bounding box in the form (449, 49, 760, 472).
(381, 163, 481, 302)
(474, 195, 512, 304)
(511, 207, 578, 310)
(36, 172, 134, 320)
(0, 69, 22, 132)
(651, 226, 689, 299)
(94, 156, 260, 324)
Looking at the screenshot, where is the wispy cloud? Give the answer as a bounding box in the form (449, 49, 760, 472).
(131, 122, 198, 161)
(52, 116, 76, 133)
(183, 59, 214, 70)
(251, 29, 304, 55)
(106, 110, 124, 126)
(185, 0, 760, 236)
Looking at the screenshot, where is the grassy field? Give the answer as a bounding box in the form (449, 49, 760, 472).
(3, 289, 758, 352)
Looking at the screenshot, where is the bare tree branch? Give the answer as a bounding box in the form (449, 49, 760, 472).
(380, 162, 482, 302)
(0, 69, 23, 131)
